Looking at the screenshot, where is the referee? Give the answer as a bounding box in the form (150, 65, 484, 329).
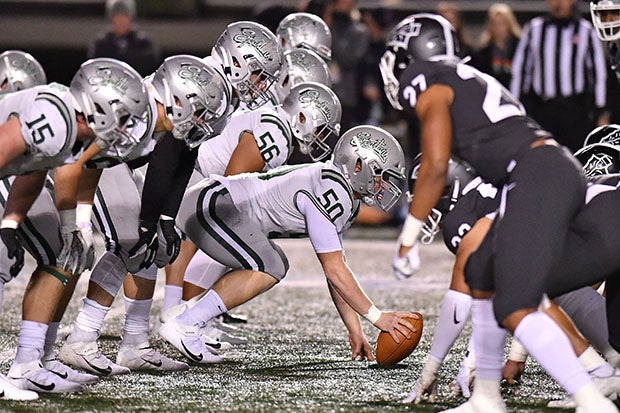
(510, 0, 609, 152)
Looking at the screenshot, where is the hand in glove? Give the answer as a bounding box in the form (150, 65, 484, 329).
(159, 215, 180, 265)
(128, 220, 158, 270)
(57, 209, 87, 274)
(392, 243, 421, 280)
(0, 223, 24, 278)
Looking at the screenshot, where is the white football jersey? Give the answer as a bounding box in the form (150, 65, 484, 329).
(196, 105, 292, 177)
(212, 162, 360, 238)
(0, 83, 78, 178)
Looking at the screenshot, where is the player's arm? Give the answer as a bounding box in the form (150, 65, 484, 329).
(398, 84, 453, 255)
(0, 116, 28, 169)
(2, 171, 47, 224)
(53, 141, 102, 211)
(224, 131, 265, 175)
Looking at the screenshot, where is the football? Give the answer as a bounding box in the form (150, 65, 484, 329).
(375, 312, 423, 365)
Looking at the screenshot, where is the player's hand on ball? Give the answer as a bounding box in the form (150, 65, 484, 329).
(392, 243, 421, 280)
(375, 312, 423, 365)
(375, 311, 418, 343)
(348, 332, 374, 361)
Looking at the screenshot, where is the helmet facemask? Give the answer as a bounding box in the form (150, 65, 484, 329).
(591, 1, 620, 41)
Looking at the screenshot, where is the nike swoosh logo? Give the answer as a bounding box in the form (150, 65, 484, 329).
(82, 357, 112, 375)
(453, 306, 460, 324)
(205, 341, 221, 350)
(181, 341, 203, 362)
(51, 370, 69, 379)
(27, 379, 55, 391)
(141, 357, 162, 367)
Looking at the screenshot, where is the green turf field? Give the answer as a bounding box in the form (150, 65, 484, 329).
(0, 236, 588, 412)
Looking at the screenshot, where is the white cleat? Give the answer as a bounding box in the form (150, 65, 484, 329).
(0, 373, 38, 400)
(8, 360, 83, 394)
(58, 340, 130, 376)
(43, 357, 99, 384)
(440, 392, 507, 413)
(159, 318, 223, 364)
(116, 343, 189, 372)
(200, 321, 246, 348)
(592, 368, 620, 399)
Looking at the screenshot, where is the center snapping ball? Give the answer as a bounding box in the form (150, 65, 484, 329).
(375, 312, 423, 365)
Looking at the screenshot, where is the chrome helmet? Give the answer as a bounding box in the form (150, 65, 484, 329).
(332, 125, 406, 211)
(274, 48, 331, 103)
(70, 58, 150, 157)
(276, 12, 332, 61)
(151, 54, 232, 148)
(212, 21, 283, 110)
(409, 154, 477, 244)
(0, 50, 47, 94)
(574, 142, 620, 177)
(583, 123, 620, 147)
(281, 81, 341, 161)
(380, 13, 459, 110)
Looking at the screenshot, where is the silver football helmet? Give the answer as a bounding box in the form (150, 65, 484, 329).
(274, 48, 331, 103)
(70, 58, 150, 157)
(408, 154, 477, 244)
(0, 50, 47, 94)
(332, 125, 406, 211)
(591, 1, 620, 75)
(276, 12, 332, 61)
(574, 142, 620, 177)
(281, 81, 341, 161)
(583, 123, 620, 147)
(151, 54, 232, 148)
(212, 21, 283, 110)
(380, 13, 459, 110)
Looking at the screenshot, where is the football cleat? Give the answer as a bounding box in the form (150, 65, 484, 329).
(8, 360, 83, 394)
(439, 390, 507, 413)
(402, 359, 439, 404)
(201, 321, 247, 346)
(0, 373, 38, 400)
(43, 357, 99, 384)
(58, 340, 130, 376)
(159, 318, 223, 364)
(591, 368, 620, 398)
(159, 302, 187, 324)
(116, 343, 190, 372)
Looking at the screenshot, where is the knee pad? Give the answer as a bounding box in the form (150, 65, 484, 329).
(90, 252, 128, 297)
(133, 264, 158, 281)
(267, 241, 289, 281)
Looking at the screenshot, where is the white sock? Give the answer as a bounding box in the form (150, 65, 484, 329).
(186, 290, 227, 324)
(14, 320, 47, 364)
(74, 297, 110, 335)
(162, 285, 183, 313)
(472, 299, 506, 381)
(122, 297, 152, 347)
(515, 311, 591, 395)
(428, 290, 471, 364)
(43, 321, 60, 360)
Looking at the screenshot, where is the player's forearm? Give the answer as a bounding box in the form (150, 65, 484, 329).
(160, 145, 197, 219)
(3, 171, 46, 223)
(77, 167, 102, 204)
(327, 281, 364, 336)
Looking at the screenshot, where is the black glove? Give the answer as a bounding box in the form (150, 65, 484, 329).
(159, 217, 181, 265)
(128, 220, 158, 270)
(0, 228, 24, 278)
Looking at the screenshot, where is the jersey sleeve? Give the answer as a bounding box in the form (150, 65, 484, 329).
(21, 92, 75, 158)
(296, 192, 343, 253)
(252, 108, 292, 170)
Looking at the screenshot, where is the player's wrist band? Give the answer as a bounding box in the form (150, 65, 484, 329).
(59, 208, 77, 226)
(76, 203, 93, 225)
(508, 339, 528, 362)
(0, 219, 19, 229)
(399, 214, 424, 247)
(364, 305, 382, 325)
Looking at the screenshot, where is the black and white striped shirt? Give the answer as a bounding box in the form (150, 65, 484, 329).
(510, 15, 607, 109)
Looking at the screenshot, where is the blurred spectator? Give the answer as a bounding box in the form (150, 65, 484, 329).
(510, 0, 608, 152)
(88, 0, 161, 76)
(323, 0, 370, 132)
(470, 3, 521, 88)
(437, 1, 474, 58)
(253, 2, 294, 34)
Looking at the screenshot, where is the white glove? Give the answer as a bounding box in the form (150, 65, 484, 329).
(392, 243, 421, 280)
(450, 361, 475, 398)
(401, 359, 439, 404)
(76, 204, 95, 271)
(57, 209, 86, 274)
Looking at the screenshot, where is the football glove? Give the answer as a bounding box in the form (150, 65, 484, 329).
(57, 209, 88, 274)
(392, 243, 421, 280)
(0, 227, 24, 278)
(128, 220, 158, 270)
(159, 215, 180, 265)
(77, 221, 96, 271)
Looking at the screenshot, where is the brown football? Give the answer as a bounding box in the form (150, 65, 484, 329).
(375, 312, 423, 365)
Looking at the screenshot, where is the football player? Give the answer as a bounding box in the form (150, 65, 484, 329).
(58, 55, 230, 374)
(276, 12, 332, 61)
(159, 125, 418, 364)
(380, 13, 615, 412)
(0, 57, 151, 394)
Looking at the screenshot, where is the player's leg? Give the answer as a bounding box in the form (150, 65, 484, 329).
(162, 239, 197, 314)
